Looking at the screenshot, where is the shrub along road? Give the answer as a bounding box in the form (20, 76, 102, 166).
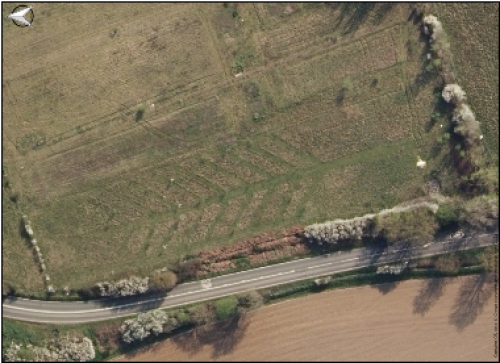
(3, 231, 497, 324)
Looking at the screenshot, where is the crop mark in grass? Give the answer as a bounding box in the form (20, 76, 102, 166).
(189, 203, 222, 245)
(364, 26, 399, 71)
(148, 218, 176, 255)
(235, 189, 268, 231)
(215, 154, 267, 184)
(149, 98, 226, 143)
(179, 156, 242, 192)
(258, 182, 291, 225)
(256, 134, 315, 169)
(234, 147, 289, 176)
(168, 210, 201, 254)
(283, 177, 314, 220)
(125, 225, 151, 255)
(211, 196, 246, 237)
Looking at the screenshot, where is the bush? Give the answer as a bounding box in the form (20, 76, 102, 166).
(174, 309, 193, 326)
(435, 253, 460, 273)
(135, 105, 146, 121)
(96, 276, 149, 297)
(459, 195, 499, 231)
(235, 257, 251, 269)
(173, 258, 203, 282)
(305, 217, 372, 245)
(120, 309, 175, 344)
(452, 103, 481, 145)
(423, 15, 449, 53)
(374, 207, 438, 246)
(236, 291, 264, 314)
(214, 296, 238, 320)
(478, 244, 498, 272)
(189, 303, 215, 326)
(469, 166, 499, 194)
(4, 336, 96, 362)
(435, 203, 460, 229)
(442, 84, 466, 105)
(149, 269, 178, 292)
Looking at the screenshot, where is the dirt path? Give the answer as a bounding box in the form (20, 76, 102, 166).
(114, 275, 498, 361)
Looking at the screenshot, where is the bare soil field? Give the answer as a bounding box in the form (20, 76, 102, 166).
(114, 276, 498, 362)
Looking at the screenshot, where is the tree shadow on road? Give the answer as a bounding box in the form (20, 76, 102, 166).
(413, 277, 451, 316)
(172, 314, 251, 359)
(449, 274, 495, 331)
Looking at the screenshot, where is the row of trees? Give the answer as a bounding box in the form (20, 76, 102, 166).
(94, 268, 178, 298)
(441, 84, 482, 149)
(4, 336, 95, 362)
(304, 217, 374, 245)
(96, 276, 150, 297)
(434, 243, 498, 274)
(119, 291, 264, 344)
(21, 215, 53, 293)
(424, 13, 498, 196)
(305, 204, 440, 247)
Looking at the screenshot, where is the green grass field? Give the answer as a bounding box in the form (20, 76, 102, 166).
(435, 3, 499, 163)
(2, 3, 496, 295)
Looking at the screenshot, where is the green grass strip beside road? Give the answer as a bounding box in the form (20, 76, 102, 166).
(262, 265, 485, 304)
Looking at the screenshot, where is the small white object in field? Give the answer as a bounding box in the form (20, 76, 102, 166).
(479, 135, 483, 140)
(150, 103, 155, 109)
(427, 53, 431, 60)
(178, 203, 182, 208)
(416, 158, 427, 168)
(170, 178, 174, 182)
(440, 124, 443, 128)
(234, 72, 243, 77)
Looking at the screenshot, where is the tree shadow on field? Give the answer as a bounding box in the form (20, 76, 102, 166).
(172, 314, 250, 359)
(372, 279, 401, 295)
(413, 277, 451, 316)
(328, 3, 393, 35)
(449, 274, 495, 331)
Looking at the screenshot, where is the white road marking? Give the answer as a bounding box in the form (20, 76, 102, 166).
(307, 262, 332, 269)
(340, 257, 360, 262)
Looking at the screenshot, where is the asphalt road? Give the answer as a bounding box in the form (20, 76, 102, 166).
(3, 231, 497, 324)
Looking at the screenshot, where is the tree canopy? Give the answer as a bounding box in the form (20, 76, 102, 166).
(374, 207, 438, 246)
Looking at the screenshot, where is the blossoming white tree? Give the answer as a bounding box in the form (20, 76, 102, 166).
(120, 309, 175, 344)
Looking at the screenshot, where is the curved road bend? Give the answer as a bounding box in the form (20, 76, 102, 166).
(3, 232, 497, 324)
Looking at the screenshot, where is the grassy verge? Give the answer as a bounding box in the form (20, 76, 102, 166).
(263, 265, 486, 304)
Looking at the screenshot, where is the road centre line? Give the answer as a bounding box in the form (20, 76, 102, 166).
(307, 262, 332, 269)
(341, 257, 360, 262)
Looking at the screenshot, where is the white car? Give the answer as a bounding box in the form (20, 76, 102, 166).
(451, 230, 465, 239)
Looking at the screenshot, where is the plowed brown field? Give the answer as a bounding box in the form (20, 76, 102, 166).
(114, 275, 498, 361)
